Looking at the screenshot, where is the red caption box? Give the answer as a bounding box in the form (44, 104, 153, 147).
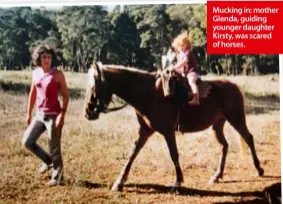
(207, 1, 283, 54)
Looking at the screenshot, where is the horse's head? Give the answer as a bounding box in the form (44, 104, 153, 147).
(160, 50, 178, 97)
(84, 62, 112, 120)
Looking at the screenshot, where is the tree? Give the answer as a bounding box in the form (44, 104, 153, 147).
(127, 5, 172, 68)
(0, 8, 30, 69)
(57, 6, 109, 72)
(104, 11, 140, 66)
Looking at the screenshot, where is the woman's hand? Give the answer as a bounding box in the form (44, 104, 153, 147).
(26, 114, 32, 126)
(57, 70, 69, 129)
(55, 113, 65, 128)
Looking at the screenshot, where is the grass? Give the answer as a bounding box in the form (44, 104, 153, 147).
(0, 70, 280, 204)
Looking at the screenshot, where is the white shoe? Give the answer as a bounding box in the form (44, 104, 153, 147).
(46, 179, 60, 186)
(38, 163, 53, 174)
(46, 170, 64, 186)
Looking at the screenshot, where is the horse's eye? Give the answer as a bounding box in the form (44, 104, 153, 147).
(166, 70, 170, 75)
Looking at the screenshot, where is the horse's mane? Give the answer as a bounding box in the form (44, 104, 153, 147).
(104, 65, 157, 78)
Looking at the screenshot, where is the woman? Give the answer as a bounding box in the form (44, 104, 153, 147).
(22, 45, 69, 186)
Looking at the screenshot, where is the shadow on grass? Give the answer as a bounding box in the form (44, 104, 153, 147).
(213, 199, 269, 204)
(0, 81, 85, 99)
(221, 175, 281, 184)
(60, 178, 281, 204)
(124, 182, 281, 204)
(0, 81, 30, 93)
(245, 93, 279, 114)
(125, 183, 261, 197)
(62, 178, 107, 189)
(245, 93, 279, 104)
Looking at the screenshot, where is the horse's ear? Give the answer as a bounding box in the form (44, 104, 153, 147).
(95, 61, 105, 82)
(96, 61, 103, 69)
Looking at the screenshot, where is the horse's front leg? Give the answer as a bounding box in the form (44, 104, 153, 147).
(163, 130, 184, 192)
(209, 119, 228, 184)
(111, 125, 154, 191)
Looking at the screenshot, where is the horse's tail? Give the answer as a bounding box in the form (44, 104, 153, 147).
(236, 85, 249, 157)
(238, 85, 249, 156)
(239, 135, 248, 156)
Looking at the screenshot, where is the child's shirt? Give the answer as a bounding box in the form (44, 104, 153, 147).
(176, 49, 198, 75)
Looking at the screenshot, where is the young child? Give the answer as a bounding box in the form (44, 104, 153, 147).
(170, 32, 199, 105)
(22, 45, 69, 186)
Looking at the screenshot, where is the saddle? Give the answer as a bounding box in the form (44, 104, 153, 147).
(173, 75, 212, 105)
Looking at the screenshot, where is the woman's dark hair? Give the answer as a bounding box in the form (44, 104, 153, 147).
(32, 45, 59, 67)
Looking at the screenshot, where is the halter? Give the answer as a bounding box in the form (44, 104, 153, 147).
(91, 62, 108, 113)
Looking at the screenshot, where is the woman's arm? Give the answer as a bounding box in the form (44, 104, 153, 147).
(56, 70, 69, 127)
(58, 70, 69, 112)
(26, 81, 37, 125)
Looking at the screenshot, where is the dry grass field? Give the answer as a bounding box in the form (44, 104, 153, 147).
(0, 70, 280, 204)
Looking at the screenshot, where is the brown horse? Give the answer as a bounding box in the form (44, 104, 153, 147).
(84, 62, 264, 192)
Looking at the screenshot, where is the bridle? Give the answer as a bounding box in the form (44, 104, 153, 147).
(89, 62, 109, 114)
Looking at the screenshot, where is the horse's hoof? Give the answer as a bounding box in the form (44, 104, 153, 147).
(209, 173, 223, 184)
(171, 186, 180, 194)
(111, 183, 123, 192)
(170, 182, 181, 194)
(258, 167, 264, 177)
(208, 177, 216, 185)
(208, 176, 221, 185)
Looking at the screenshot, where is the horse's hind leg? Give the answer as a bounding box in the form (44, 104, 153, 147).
(209, 118, 228, 184)
(226, 115, 264, 177)
(111, 119, 154, 191)
(231, 122, 264, 176)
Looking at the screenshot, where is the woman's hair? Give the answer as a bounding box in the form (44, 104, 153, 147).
(171, 31, 192, 51)
(32, 45, 59, 67)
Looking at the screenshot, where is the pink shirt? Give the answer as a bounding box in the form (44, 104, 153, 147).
(176, 50, 198, 75)
(175, 50, 189, 75)
(33, 67, 61, 115)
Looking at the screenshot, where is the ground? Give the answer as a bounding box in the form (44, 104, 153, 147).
(0, 71, 280, 204)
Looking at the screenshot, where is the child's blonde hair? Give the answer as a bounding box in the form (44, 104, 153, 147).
(171, 31, 191, 51)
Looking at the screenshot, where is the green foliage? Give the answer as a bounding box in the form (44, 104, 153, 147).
(105, 12, 140, 66)
(56, 6, 109, 72)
